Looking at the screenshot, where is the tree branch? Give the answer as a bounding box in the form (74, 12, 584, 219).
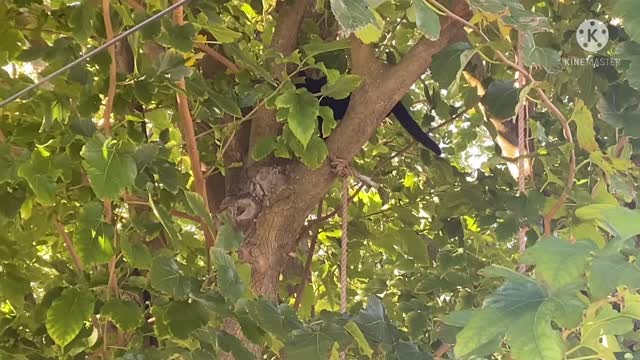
(54, 220, 84, 273)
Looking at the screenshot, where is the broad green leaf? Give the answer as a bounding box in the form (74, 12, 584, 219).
(17, 153, 57, 205)
(353, 296, 395, 345)
(74, 202, 114, 266)
(571, 99, 599, 153)
(588, 254, 640, 300)
(275, 88, 319, 147)
(184, 191, 216, 237)
(344, 321, 374, 357)
(302, 38, 350, 57)
(149, 256, 191, 300)
(612, 0, 640, 43)
(431, 42, 474, 90)
(208, 24, 242, 43)
(209, 90, 242, 117)
(101, 299, 144, 331)
(120, 235, 152, 269)
(81, 137, 137, 199)
(69, 0, 95, 43)
(148, 187, 180, 246)
(295, 136, 329, 169)
(156, 49, 192, 81)
(329, 0, 377, 32)
(216, 215, 244, 251)
(320, 74, 362, 100)
(484, 80, 520, 119)
(0, 272, 30, 310)
(456, 270, 570, 360)
(242, 298, 303, 339)
(521, 237, 597, 290)
(522, 32, 561, 73)
(285, 323, 348, 360)
(252, 137, 277, 161)
(46, 288, 95, 348)
(412, 0, 440, 40)
(164, 300, 208, 339)
(211, 248, 245, 302)
(158, 23, 198, 53)
(218, 331, 257, 360)
(576, 204, 640, 240)
(319, 106, 336, 137)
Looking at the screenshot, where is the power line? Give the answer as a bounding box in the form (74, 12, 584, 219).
(0, 0, 192, 109)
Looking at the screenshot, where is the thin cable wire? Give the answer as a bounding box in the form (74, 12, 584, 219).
(0, 0, 191, 109)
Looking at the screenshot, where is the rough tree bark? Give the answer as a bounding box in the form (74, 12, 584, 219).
(217, 0, 471, 355)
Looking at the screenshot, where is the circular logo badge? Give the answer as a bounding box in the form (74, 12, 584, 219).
(576, 19, 609, 53)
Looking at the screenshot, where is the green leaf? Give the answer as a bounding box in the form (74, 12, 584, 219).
(157, 22, 198, 53)
(412, 0, 440, 40)
(455, 270, 568, 360)
(431, 42, 474, 90)
(81, 136, 137, 199)
(242, 298, 303, 339)
(211, 248, 245, 302)
(252, 137, 277, 161)
(302, 38, 350, 57)
(285, 324, 347, 360)
(353, 296, 395, 345)
(319, 106, 337, 137)
(164, 300, 208, 339)
(571, 99, 599, 153)
(484, 80, 520, 119)
(521, 237, 597, 290)
(120, 235, 152, 270)
(149, 256, 191, 300)
(344, 321, 374, 357)
(74, 202, 114, 266)
(320, 74, 362, 100)
(612, 0, 640, 43)
(522, 32, 561, 74)
(69, 0, 95, 43)
(101, 299, 144, 331)
(275, 88, 319, 147)
(216, 215, 244, 251)
(588, 254, 640, 300)
(209, 90, 242, 117)
(576, 204, 640, 240)
(17, 153, 57, 205)
(156, 49, 192, 81)
(46, 288, 95, 348)
(208, 24, 243, 43)
(329, 0, 377, 32)
(296, 136, 329, 169)
(217, 331, 257, 360)
(148, 187, 180, 246)
(184, 191, 216, 238)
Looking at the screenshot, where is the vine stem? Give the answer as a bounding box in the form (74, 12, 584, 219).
(293, 200, 324, 310)
(172, 0, 216, 251)
(427, 0, 576, 236)
(54, 220, 84, 273)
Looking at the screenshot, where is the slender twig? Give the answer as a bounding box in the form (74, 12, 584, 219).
(55, 220, 84, 273)
(195, 43, 241, 74)
(293, 200, 323, 310)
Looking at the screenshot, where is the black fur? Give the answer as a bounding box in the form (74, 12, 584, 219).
(295, 74, 442, 156)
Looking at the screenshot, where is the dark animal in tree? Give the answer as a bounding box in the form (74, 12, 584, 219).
(294, 74, 442, 156)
